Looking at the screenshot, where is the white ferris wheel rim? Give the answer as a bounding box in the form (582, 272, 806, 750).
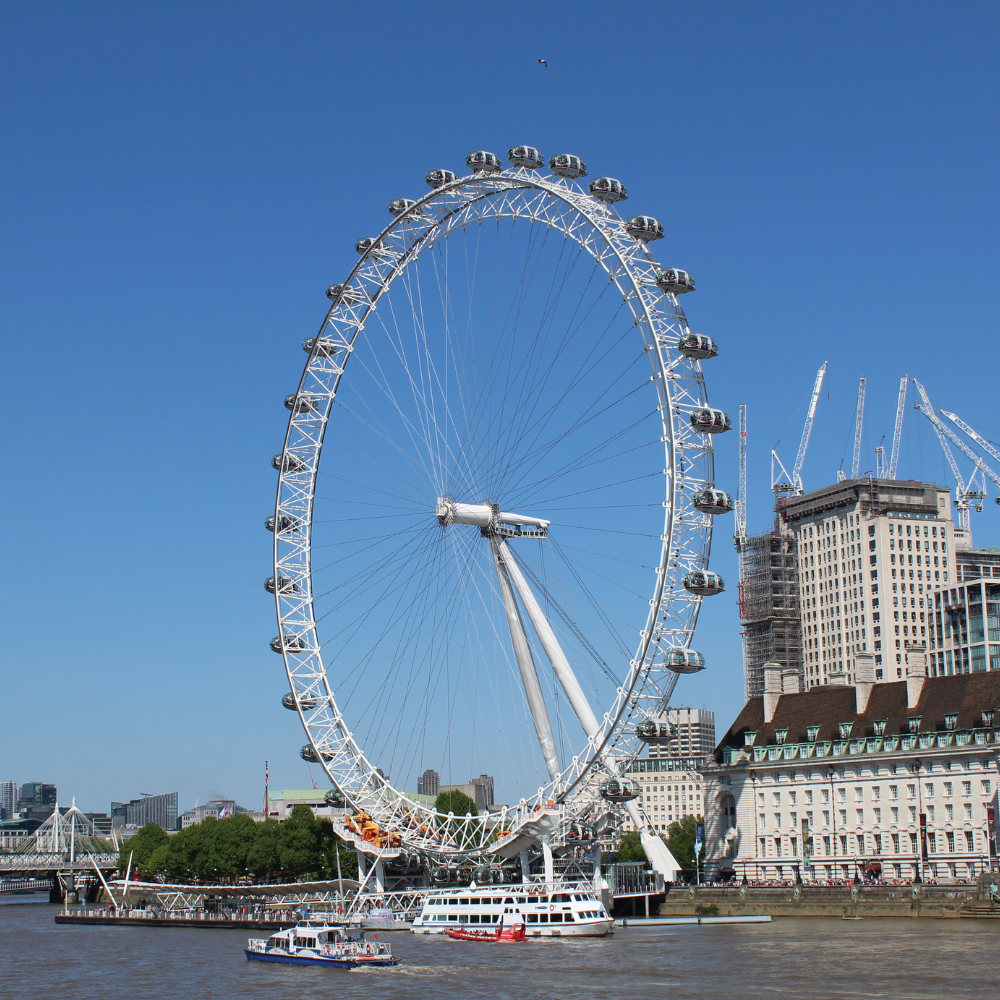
(271, 157, 718, 858)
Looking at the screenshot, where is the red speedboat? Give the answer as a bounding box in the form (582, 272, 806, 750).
(445, 921, 527, 942)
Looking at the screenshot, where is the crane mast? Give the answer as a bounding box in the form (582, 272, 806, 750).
(791, 362, 827, 493)
(734, 403, 747, 549)
(887, 375, 909, 479)
(941, 410, 1000, 473)
(851, 376, 866, 479)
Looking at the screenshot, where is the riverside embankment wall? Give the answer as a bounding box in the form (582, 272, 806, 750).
(657, 885, 976, 918)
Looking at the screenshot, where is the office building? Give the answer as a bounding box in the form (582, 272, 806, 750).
(0, 781, 17, 820)
(702, 652, 1000, 882)
(17, 782, 57, 821)
(179, 799, 263, 828)
(111, 792, 179, 831)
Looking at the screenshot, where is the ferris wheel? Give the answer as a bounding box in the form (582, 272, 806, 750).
(269, 146, 730, 870)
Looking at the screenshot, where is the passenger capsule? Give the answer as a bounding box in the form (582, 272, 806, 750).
(300, 744, 333, 763)
(324, 787, 346, 808)
(466, 150, 502, 173)
(388, 198, 417, 216)
(682, 570, 725, 597)
(625, 215, 664, 241)
(284, 394, 319, 413)
(272, 453, 307, 474)
(282, 691, 319, 710)
(635, 717, 676, 742)
(265, 575, 298, 595)
(271, 633, 306, 653)
(266, 514, 299, 533)
(326, 283, 363, 304)
(566, 822, 593, 842)
(691, 488, 734, 515)
(677, 332, 718, 359)
(302, 336, 340, 358)
(507, 145, 544, 169)
(689, 407, 732, 434)
(661, 648, 707, 673)
(425, 168, 458, 188)
(549, 154, 587, 178)
(598, 777, 640, 802)
(655, 268, 695, 294)
(589, 177, 628, 203)
(355, 237, 381, 254)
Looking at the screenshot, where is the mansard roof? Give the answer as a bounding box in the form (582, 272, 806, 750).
(713, 673, 1000, 761)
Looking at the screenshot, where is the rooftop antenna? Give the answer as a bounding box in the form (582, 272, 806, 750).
(887, 375, 909, 479)
(851, 376, 866, 479)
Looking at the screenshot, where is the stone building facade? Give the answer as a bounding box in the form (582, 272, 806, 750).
(702, 652, 1000, 882)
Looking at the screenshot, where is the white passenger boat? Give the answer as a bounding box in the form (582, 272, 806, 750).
(412, 885, 613, 937)
(245, 917, 398, 968)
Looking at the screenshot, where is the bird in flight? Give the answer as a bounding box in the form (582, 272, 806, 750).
(537, 58, 547, 67)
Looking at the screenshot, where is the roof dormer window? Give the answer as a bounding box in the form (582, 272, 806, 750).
(908, 716, 922, 734)
(838, 722, 853, 739)
(983, 710, 996, 728)
(744, 731, 757, 746)
(944, 713, 958, 731)
(873, 720, 887, 736)
(806, 725, 820, 742)
(775, 729, 788, 745)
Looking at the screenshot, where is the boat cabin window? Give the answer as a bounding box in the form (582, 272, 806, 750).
(267, 937, 283, 947)
(551, 893, 571, 903)
(504, 897, 515, 904)
(449, 899, 458, 905)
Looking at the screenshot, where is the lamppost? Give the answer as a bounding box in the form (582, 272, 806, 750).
(749, 770, 758, 883)
(827, 767, 837, 881)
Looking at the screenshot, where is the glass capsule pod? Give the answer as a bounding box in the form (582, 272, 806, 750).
(507, 145, 544, 169)
(271, 633, 307, 653)
(689, 407, 732, 434)
(676, 332, 718, 359)
(598, 777, 641, 802)
(655, 269, 696, 294)
(355, 237, 382, 254)
(691, 488, 734, 515)
(425, 168, 457, 188)
(625, 215, 664, 241)
(566, 822, 594, 842)
(324, 787, 346, 808)
(549, 153, 587, 178)
(589, 177, 628, 203)
(635, 717, 676, 742)
(281, 691, 320, 711)
(326, 283, 363, 304)
(662, 648, 707, 673)
(284, 394, 319, 413)
(681, 571, 725, 597)
(466, 150, 502, 173)
(388, 198, 417, 216)
(272, 453, 307, 473)
(265, 575, 298, 594)
(302, 336, 340, 357)
(266, 514, 299, 533)
(300, 744, 333, 763)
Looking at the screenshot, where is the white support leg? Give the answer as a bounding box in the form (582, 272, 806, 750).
(373, 858, 386, 893)
(540, 834, 554, 885)
(625, 799, 681, 879)
(491, 539, 561, 781)
(519, 849, 532, 883)
(498, 539, 601, 739)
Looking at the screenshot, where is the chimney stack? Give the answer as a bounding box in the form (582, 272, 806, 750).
(855, 653, 876, 714)
(763, 662, 783, 723)
(906, 645, 928, 709)
(781, 669, 801, 695)
(828, 671, 847, 686)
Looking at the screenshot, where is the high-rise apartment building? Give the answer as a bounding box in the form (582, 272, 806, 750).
(112, 792, 178, 831)
(417, 769, 440, 797)
(470, 774, 495, 808)
(647, 708, 716, 759)
(0, 781, 17, 820)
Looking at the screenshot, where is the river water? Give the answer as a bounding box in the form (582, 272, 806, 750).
(2, 898, 995, 999)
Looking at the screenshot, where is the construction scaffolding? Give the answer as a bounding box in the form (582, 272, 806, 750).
(738, 525, 802, 700)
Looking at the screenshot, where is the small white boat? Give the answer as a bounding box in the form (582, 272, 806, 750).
(412, 885, 613, 937)
(245, 917, 398, 968)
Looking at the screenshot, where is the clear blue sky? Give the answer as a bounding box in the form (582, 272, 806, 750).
(2, 1, 998, 815)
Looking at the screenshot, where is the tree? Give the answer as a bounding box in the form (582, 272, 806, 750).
(434, 789, 477, 817)
(315, 818, 359, 881)
(247, 819, 283, 879)
(614, 831, 646, 863)
(208, 813, 258, 879)
(665, 814, 705, 870)
(278, 804, 324, 878)
(117, 822, 169, 875)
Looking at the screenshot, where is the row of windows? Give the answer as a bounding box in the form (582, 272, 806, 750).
(756, 829, 977, 857)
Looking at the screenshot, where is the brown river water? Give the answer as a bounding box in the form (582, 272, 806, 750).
(1, 898, 995, 1000)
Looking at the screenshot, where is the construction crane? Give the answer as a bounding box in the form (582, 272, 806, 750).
(875, 444, 886, 478)
(912, 379, 992, 531)
(941, 411, 1000, 504)
(851, 377, 866, 479)
(772, 362, 827, 495)
(734, 403, 747, 551)
(887, 375, 909, 480)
